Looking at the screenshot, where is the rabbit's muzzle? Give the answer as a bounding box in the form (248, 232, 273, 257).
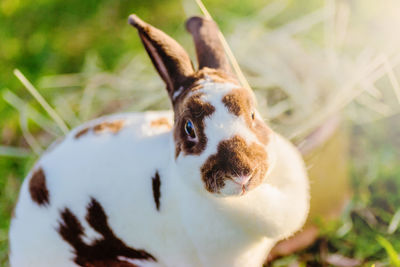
(200, 135, 268, 195)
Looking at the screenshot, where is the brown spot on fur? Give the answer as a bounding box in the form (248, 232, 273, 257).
(29, 168, 49, 206)
(173, 93, 215, 158)
(58, 198, 156, 266)
(75, 128, 90, 139)
(152, 172, 161, 211)
(175, 146, 181, 159)
(150, 118, 172, 129)
(223, 89, 271, 145)
(222, 89, 252, 118)
(201, 136, 268, 193)
(194, 68, 238, 85)
(75, 120, 125, 139)
(93, 120, 125, 134)
(172, 68, 238, 106)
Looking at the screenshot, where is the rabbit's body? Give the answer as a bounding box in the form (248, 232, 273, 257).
(10, 112, 175, 266)
(9, 15, 309, 267)
(10, 110, 308, 267)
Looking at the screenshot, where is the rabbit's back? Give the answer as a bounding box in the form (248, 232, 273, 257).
(9, 111, 189, 267)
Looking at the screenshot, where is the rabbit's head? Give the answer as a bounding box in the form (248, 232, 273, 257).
(129, 15, 275, 197)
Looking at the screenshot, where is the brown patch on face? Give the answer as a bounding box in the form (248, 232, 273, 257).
(175, 146, 182, 159)
(29, 168, 50, 206)
(195, 68, 238, 85)
(223, 88, 270, 145)
(150, 117, 172, 129)
(172, 68, 238, 106)
(58, 198, 156, 266)
(200, 136, 268, 194)
(75, 127, 90, 139)
(152, 171, 161, 211)
(93, 120, 125, 134)
(173, 93, 215, 158)
(223, 89, 252, 118)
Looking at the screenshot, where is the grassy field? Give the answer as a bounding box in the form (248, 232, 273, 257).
(1, 0, 400, 266)
(276, 116, 400, 266)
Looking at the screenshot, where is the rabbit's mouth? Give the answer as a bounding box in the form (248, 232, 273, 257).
(231, 175, 252, 195)
(216, 174, 257, 196)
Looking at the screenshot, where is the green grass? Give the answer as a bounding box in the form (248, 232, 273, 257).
(270, 116, 400, 266)
(1, 0, 400, 266)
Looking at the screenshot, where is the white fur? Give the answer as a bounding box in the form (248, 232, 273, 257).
(172, 86, 184, 101)
(9, 83, 309, 267)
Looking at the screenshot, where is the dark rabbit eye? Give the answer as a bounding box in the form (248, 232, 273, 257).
(251, 112, 255, 120)
(184, 120, 196, 140)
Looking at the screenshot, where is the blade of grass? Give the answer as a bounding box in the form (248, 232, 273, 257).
(14, 69, 69, 135)
(19, 108, 43, 155)
(383, 56, 400, 104)
(0, 146, 31, 158)
(356, 94, 391, 116)
(3, 90, 62, 137)
(79, 74, 112, 120)
(388, 209, 400, 235)
(376, 235, 400, 267)
(361, 82, 383, 100)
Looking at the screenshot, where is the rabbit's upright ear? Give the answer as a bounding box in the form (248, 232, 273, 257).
(129, 14, 195, 98)
(186, 16, 232, 76)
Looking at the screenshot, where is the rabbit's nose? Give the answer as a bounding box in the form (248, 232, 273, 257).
(233, 175, 251, 185)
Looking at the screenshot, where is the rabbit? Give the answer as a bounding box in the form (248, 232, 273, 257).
(9, 14, 309, 267)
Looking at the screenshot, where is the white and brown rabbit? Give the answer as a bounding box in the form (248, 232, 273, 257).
(9, 15, 309, 267)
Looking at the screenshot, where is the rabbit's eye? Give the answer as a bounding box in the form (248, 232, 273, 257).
(251, 112, 255, 120)
(184, 120, 196, 140)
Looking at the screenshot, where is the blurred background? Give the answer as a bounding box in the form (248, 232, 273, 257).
(0, 0, 400, 266)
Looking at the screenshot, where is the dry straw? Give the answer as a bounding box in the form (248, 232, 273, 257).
(13, 69, 69, 135)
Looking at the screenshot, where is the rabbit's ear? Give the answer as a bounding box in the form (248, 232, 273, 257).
(186, 16, 232, 75)
(129, 14, 195, 97)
